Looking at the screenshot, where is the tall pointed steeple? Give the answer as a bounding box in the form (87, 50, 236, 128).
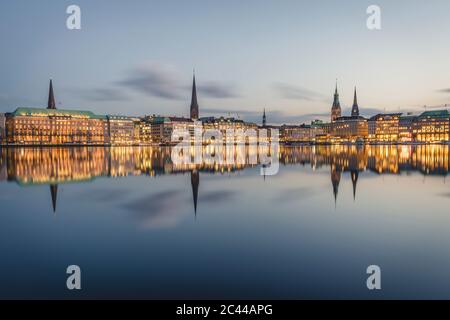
(262, 108, 267, 127)
(48, 79, 56, 110)
(190, 72, 199, 119)
(351, 86, 359, 117)
(331, 80, 341, 122)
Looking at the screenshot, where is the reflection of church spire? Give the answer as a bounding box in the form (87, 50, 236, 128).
(331, 164, 341, 207)
(191, 170, 199, 215)
(350, 170, 359, 201)
(50, 184, 58, 213)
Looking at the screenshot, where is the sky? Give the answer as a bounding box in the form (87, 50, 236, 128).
(1, 0, 450, 124)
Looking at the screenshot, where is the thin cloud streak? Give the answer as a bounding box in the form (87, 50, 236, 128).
(197, 83, 240, 99)
(76, 88, 130, 102)
(123, 190, 188, 229)
(273, 83, 326, 101)
(118, 62, 184, 100)
(117, 62, 240, 100)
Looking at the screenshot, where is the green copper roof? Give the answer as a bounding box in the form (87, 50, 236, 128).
(419, 110, 450, 119)
(12, 107, 107, 120)
(150, 116, 169, 124)
(149, 116, 193, 124)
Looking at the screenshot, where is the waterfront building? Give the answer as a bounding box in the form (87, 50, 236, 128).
(201, 116, 259, 144)
(0, 113, 6, 144)
(139, 116, 154, 144)
(310, 120, 326, 141)
(130, 117, 142, 144)
(279, 120, 325, 143)
(107, 115, 138, 145)
(138, 72, 200, 145)
(4, 80, 109, 145)
(331, 117, 368, 142)
(412, 110, 450, 143)
(259, 125, 279, 143)
(150, 116, 194, 145)
(331, 87, 368, 142)
(331, 82, 342, 122)
(368, 113, 402, 142)
(368, 118, 376, 141)
(257, 109, 279, 143)
(5, 107, 109, 145)
(280, 124, 311, 143)
(398, 115, 417, 143)
(322, 122, 332, 134)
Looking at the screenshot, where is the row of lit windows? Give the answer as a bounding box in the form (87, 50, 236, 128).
(13, 120, 106, 126)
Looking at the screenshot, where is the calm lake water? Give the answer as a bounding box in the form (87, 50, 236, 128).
(1, 145, 450, 299)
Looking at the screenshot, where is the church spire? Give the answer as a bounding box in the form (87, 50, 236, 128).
(190, 71, 199, 119)
(48, 79, 56, 110)
(262, 108, 267, 127)
(351, 86, 359, 117)
(331, 80, 341, 122)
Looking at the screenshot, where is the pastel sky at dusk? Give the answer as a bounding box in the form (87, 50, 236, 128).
(1, 0, 450, 124)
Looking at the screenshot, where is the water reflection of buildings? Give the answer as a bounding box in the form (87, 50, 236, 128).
(280, 144, 449, 203)
(191, 170, 199, 215)
(0, 145, 449, 213)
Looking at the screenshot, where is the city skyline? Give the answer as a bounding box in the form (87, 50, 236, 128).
(2, 76, 449, 146)
(2, 0, 450, 124)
